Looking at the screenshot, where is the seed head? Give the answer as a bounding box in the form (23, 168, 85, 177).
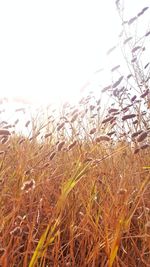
(57, 141, 65, 151)
(102, 116, 114, 124)
(140, 144, 149, 150)
(57, 123, 65, 131)
(0, 129, 11, 136)
(89, 128, 96, 135)
(21, 179, 35, 193)
(45, 133, 52, 138)
(68, 141, 77, 150)
(137, 131, 147, 142)
(95, 135, 111, 142)
(49, 151, 56, 160)
(1, 136, 9, 144)
(25, 120, 30, 127)
(122, 114, 136, 121)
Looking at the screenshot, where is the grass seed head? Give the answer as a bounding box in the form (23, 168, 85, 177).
(95, 135, 111, 142)
(21, 179, 35, 193)
(108, 108, 119, 113)
(25, 120, 30, 127)
(57, 122, 65, 131)
(45, 132, 52, 138)
(1, 136, 9, 144)
(68, 140, 77, 150)
(49, 151, 56, 160)
(57, 141, 65, 151)
(0, 129, 11, 136)
(122, 114, 136, 121)
(140, 143, 149, 150)
(137, 131, 147, 142)
(18, 138, 25, 144)
(133, 148, 140, 154)
(131, 130, 143, 138)
(131, 95, 137, 102)
(89, 128, 96, 135)
(71, 114, 78, 123)
(140, 89, 149, 98)
(102, 116, 114, 124)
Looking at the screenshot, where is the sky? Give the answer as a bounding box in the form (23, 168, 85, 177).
(0, 0, 149, 107)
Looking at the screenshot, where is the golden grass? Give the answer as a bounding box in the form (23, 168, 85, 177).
(0, 3, 150, 266)
(0, 129, 149, 266)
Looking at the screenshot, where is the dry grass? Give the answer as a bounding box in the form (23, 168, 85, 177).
(0, 95, 150, 267)
(0, 2, 150, 266)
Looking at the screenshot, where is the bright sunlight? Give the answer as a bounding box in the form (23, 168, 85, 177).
(0, 0, 120, 106)
(0, 0, 149, 106)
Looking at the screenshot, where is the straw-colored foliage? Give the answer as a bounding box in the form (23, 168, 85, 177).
(0, 2, 150, 266)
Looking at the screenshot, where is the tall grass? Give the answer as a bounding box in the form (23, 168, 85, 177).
(0, 1, 150, 266)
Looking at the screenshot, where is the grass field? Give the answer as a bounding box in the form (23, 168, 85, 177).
(0, 2, 150, 266)
(0, 94, 150, 266)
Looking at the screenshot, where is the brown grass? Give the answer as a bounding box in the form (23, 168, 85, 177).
(0, 2, 150, 266)
(0, 91, 150, 266)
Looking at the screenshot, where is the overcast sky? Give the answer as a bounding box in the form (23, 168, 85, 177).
(0, 0, 149, 106)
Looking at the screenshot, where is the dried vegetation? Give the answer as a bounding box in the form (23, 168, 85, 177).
(0, 1, 150, 266)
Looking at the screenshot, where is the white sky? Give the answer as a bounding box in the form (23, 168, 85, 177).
(0, 0, 149, 106)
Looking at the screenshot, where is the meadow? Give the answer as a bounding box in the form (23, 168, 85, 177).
(0, 2, 150, 267)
